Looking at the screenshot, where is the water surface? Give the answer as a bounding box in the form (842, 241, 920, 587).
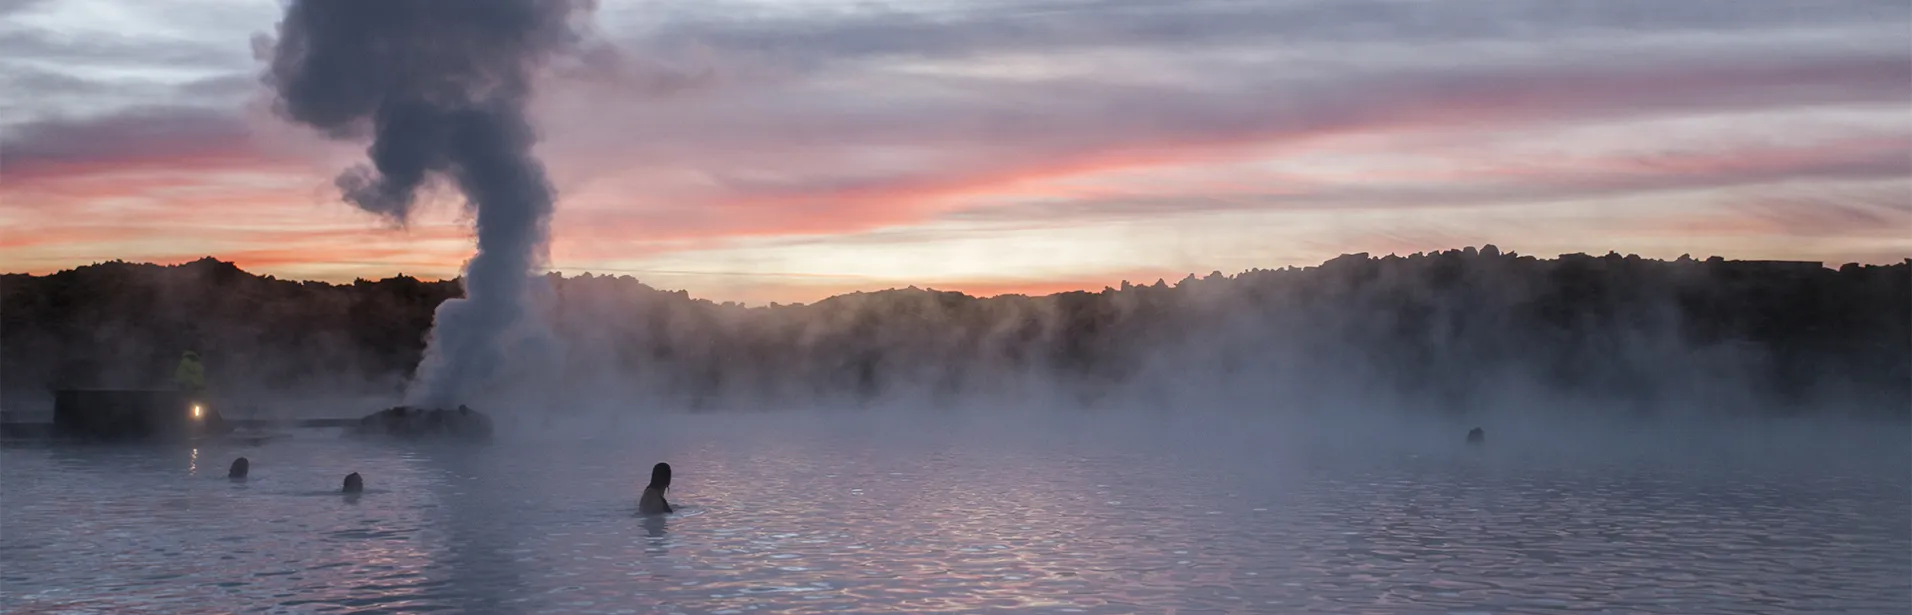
(3, 413, 1907, 614)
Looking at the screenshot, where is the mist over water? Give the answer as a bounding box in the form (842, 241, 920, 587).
(471, 252, 1909, 432)
(2, 410, 1906, 614)
(3, 254, 1907, 613)
(3, 0, 1908, 611)
(3, 252, 1903, 428)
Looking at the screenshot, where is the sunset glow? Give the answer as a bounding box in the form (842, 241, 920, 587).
(3, 0, 1907, 302)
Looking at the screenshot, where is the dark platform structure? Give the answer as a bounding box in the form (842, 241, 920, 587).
(1, 396, 494, 445)
(349, 405, 495, 441)
(51, 389, 231, 442)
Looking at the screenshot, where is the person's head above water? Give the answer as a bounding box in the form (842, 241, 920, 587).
(228, 457, 249, 479)
(343, 472, 364, 493)
(647, 462, 672, 492)
(638, 462, 675, 515)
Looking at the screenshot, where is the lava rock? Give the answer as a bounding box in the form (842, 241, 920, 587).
(350, 405, 494, 441)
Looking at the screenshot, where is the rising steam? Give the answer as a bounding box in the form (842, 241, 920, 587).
(262, 0, 591, 407)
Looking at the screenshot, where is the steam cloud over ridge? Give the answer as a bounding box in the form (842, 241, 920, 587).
(261, 0, 593, 407)
(3, 252, 1904, 425)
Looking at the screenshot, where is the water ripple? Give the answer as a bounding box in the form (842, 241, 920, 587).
(2, 425, 1907, 614)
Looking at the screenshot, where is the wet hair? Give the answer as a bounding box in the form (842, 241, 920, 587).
(343, 472, 364, 493)
(646, 462, 671, 492)
(228, 457, 249, 479)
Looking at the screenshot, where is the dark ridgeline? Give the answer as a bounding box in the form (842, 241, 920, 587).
(1, 249, 1906, 416)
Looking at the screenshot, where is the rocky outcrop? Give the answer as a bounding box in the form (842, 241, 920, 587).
(350, 405, 494, 441)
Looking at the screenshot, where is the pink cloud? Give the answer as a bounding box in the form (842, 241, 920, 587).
(4, 46, 1906, 290)
(536, 52, 1909, 240)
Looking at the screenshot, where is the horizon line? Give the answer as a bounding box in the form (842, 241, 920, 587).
(13, 249, 1903, 307)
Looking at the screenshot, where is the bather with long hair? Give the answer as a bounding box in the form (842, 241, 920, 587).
(639, 462, 673, 515)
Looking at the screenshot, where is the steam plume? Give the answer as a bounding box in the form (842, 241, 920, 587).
(263, 0, 589, 407)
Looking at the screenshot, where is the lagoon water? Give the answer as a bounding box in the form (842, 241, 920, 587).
(3, 411, 1907, 614)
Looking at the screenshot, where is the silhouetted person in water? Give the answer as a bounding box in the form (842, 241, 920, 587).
(228, 457, 249, 479)
(1467, 427, 1485, 446)
(343, 472, 364, 493)
(639, 462, 673, 515)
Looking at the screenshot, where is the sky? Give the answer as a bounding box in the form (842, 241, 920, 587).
(2, 0, 1908, 304)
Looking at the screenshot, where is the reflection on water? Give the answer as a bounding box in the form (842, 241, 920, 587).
(1, 418, 1907, 614)
(642, 514, 669, 540)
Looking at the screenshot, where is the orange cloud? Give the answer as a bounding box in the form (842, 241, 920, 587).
(599, 269, 1195, 305)
(1, 148, 477, 280)
(6, 50, 1907, 291)
(546, 54, 1909, 245)
(923, 271, 1191, 298)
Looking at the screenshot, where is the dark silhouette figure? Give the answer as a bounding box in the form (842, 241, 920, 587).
(1467, 427, 1485, 445)
(228, 457, 249, 479)
(343, 472, 364, 493)
(639, 462, 673, 515)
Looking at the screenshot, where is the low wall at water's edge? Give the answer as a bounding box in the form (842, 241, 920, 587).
(52, 390, 226, 441)
(350, 406, 494, 440)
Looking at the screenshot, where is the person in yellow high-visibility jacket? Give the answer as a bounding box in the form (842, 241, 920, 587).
(174, 350, 205, 396)
(174, 350, 228, 434)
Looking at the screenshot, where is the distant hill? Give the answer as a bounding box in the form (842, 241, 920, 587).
(2, 250, 1906, 416)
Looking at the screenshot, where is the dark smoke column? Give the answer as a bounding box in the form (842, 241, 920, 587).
(264, 0, 588, 407)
